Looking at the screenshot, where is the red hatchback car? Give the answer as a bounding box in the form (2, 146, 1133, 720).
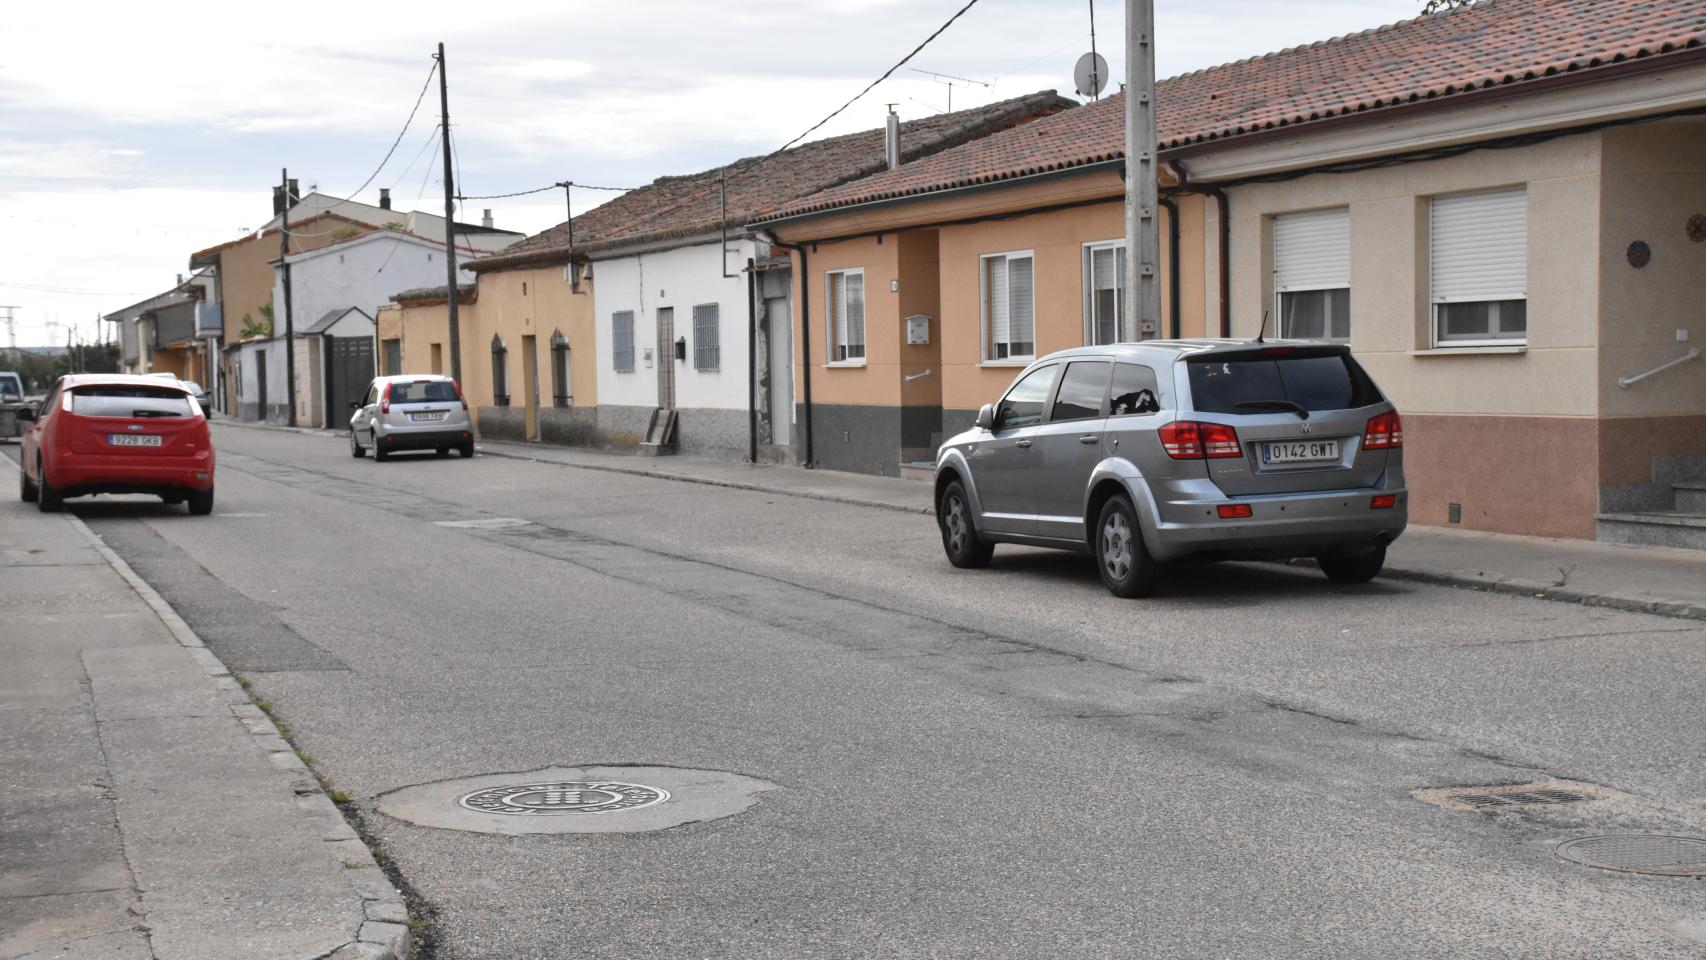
(18, 374, 216, 514)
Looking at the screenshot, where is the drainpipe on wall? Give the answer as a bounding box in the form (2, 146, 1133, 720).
(1209, 186, 1231, 338)
(760, 233, 813, 468)
(746, 256, 758, 464)
(1158, 196, 1181, 340)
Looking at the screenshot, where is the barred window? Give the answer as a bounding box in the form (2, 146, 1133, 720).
(612, 310, 635, 372)
(550, 329, 571, 407)
(692, 304, 720, 371)
(490, 335, 509, 406)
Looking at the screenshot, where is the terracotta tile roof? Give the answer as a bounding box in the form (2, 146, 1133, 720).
(768, 0, 1706, 220)
(467, 90, 1075, 271)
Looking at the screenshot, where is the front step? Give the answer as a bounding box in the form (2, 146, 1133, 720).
(1674, 481, 1706, 513)
(1596, 511, 1706, 550)
(638, 408, 677, 456)
(897, 461, 935, 482)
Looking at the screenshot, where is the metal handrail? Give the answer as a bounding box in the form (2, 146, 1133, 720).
(1618, 348, 1699, 389)
(903, 368, 935, 382)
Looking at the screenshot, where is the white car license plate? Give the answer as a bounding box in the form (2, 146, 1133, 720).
(109, 434, 162, 447)
(410, 412, 446, 422)
(1262, 439, 1338, 464)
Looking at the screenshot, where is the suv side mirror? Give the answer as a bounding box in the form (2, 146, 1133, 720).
(348, 401, 361, 410)
(14, 406, 35, 422)
(974, 403, 995, 430)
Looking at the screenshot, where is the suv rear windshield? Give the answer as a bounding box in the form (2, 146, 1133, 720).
(1186, 352, 1383, 415)
(0, 375, 22, 400)
(389, 381, 458, 404)
(71, 386, 196, 418)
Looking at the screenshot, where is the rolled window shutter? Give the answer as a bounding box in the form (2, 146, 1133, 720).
(1008, 256, 1034, 346)
(1092, 247, 1117, 294)
(988, 257, 1010, 344)
(1431, 188, 1527, 302)
(1274, 208, 1349, 291)
(830, 273, 847, 353)
(846, 273, 865, 351)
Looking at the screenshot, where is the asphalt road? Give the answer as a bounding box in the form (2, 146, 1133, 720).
(23, 425, 1706, 959)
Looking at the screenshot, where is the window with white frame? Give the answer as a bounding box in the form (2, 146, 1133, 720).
(612, 310, 635, 372)
(983, 251, 1035, 361)
(1083, 241, 1124, 346)
(826, 269, 865, 363)
(1274, 208, 1350, 341)
(692, 303, 720, 371)
(1430, 186, 1527, 346)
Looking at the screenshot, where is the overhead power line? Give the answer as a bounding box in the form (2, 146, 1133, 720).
(748, 0, 984, 172)
(456, 181, 636, 202)
(298, 58, 439, 214)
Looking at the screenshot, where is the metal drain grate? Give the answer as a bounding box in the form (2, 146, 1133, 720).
(1455, 789, 1590, 808)
(1556, 835, 1706, 877)
(1413, 780, 1616, 813)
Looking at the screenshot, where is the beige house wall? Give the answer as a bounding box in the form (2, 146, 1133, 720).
(1225, 131, 1604, 418)
(796, 234, 901, 408)
(1597, 120, 1706, 420)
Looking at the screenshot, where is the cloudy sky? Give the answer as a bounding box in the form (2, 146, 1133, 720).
(0, 0, 1425, 347)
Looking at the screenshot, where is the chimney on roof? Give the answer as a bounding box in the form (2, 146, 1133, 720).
(482, 209, 493, 229)
(379, 188, 392, 210)
(287, 179, 300, 206)
(272, 185, 286, 216)
(884, 104, 900, 171)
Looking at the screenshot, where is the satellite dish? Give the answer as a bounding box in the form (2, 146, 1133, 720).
(1074, 51, 1110, 99)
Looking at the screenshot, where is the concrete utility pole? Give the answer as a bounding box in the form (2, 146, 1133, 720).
(0, 306, 18, 365)
(1124, 0, 1161, 341)
(281, 168, 298, 426)
(437, 43, 462, 384)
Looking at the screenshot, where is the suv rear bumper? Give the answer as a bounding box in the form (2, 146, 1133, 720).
(1145, 479, 1406, 562)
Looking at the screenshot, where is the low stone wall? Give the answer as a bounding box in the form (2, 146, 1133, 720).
(798, 403, 902, 477)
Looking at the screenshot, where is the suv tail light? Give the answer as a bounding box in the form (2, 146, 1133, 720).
(379, 382, 392, 414)
(1158, 420, 1242, 460)
(1363, 411, 1403, 450)
(453, 379, 468, 411)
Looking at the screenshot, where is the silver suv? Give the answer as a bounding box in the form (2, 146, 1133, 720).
(934, 340, 1407, 597)
(349, 375, 474, 461)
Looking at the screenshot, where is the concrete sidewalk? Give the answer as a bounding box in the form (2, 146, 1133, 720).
(213, 419, 1705, 620)
(0, 488, 409, 958)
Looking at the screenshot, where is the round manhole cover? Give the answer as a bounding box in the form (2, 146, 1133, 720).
(1556, 835, 1706, 876)
(458, 781, 669, 816)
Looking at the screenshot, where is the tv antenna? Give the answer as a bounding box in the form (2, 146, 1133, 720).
(907, 67, 990, 113)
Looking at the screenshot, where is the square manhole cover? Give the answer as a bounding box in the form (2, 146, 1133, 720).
(434, 517, 533, 530)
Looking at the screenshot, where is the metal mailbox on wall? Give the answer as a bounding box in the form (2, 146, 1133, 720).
(906, 314, 931, 346)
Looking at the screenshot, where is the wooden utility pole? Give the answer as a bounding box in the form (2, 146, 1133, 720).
(281, 167, 298, 425)
(1124, 0, 1161, 340)
(437, 43, 462, 383)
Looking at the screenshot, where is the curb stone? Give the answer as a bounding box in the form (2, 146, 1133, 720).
(65, 512, 413, 959)
(213, 419, 1705, 622)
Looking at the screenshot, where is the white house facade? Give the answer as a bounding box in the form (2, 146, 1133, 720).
(591, 236, 761, 457)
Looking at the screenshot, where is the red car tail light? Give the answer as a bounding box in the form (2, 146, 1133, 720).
(1217, 504, 1253, 519)
(1370, 494, 1398, 510)
(1363, 411, 1403, 450)
(453, 379, 468, 411)
(1159, 420, 1242, 460)
(379, 382, 392, 414)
